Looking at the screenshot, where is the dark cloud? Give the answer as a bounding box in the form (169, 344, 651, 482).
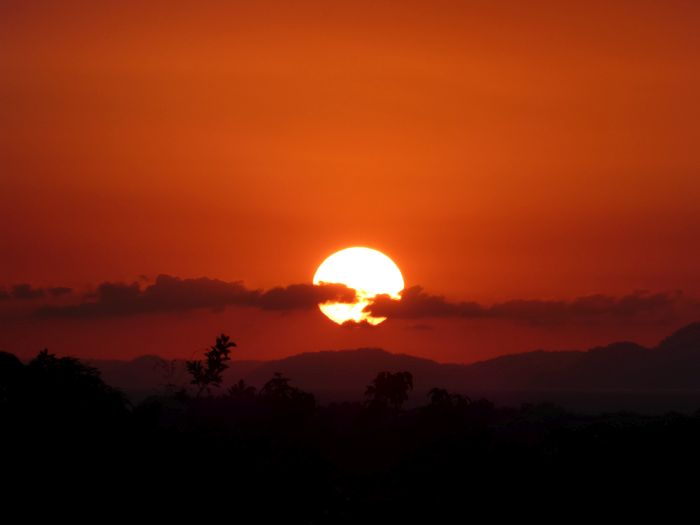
(11, 284, 46, 300)
(489, 291, 686, 323)
(367, 286, 694, 325)
(368, 287, 485, 319)
(35, 274, 357, 318)
(13, 275, 698, 325)
(259, 283, 356, 311)
(48, 286, 73, 297)
(0, 284, 72, 301)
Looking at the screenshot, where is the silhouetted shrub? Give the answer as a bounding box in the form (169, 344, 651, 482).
(365, 371, 413, 410)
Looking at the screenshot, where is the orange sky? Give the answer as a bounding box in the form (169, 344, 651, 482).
(1, 1, 699, 362)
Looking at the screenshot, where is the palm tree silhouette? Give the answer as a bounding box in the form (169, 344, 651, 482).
(259, 372, 316, 410)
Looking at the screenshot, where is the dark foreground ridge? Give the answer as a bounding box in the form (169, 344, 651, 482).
(2, 325, 700, 518)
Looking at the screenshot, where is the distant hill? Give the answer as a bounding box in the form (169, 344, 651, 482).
(87, 322, 700, 410)
(86, 356, 264, 396)
(243, 322, 700, 393)
(245, 348, 452, 400)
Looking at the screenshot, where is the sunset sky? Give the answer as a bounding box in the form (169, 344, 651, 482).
(2, 1, 699, 362)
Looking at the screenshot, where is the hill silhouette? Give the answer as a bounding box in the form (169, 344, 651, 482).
(86, 322, 700, 410)
(3, 327, 700, 517)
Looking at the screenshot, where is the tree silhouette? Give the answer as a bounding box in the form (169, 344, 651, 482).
(185, 334, 236, 397)
(0, 351, 24, 403)
(26, 349, 127, 407)
(427, 387, 452, 407)
(153, 357, 183, 394)
(0, 349, 129, 431)
(260, 372, 295, 400)
(427, 387, 471, 409)
(228, 379, 257, 398)
(365, 371, 414, 409)
(259, 372, 316, 410)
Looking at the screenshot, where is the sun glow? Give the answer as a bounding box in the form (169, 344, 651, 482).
(313, 247, 404, 325)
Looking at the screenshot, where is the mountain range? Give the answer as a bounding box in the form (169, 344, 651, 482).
(88, 322, 700, 412)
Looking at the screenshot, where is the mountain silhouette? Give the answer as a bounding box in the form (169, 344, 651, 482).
(658, 321, 700, 353)
(83, 322, 700, 410)
(85, 355, 263, 399)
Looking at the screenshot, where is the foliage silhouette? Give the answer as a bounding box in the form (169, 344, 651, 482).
(227, 378, 257, 398)
(1, 349, 129, 438)
(427, 386, 471, 409)
(0, 351, 24, 403)
(4, 330, 700, 519)
(260, 372, 316, 411)
(365, 370, 414, 409)
(260, 372, 295, 400)
(185, 333, 236, 396)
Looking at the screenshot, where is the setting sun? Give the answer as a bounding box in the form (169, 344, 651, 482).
(313, 247, 404, 325)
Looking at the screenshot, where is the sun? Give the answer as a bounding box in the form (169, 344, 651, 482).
(313, 247, 404, 325)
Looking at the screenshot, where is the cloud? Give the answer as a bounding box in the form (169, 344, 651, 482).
(0, 284, 73, 301)
(35, 274, 357, 318)
(368, 287, 485, 319)
(48, 287, 73, 297)
(11, 284, 46, 300)
(258, 283, 356, 311)
(489, 291, 686, 323)
(11, 274, 698, 325)
(367, 286, 695, 325)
